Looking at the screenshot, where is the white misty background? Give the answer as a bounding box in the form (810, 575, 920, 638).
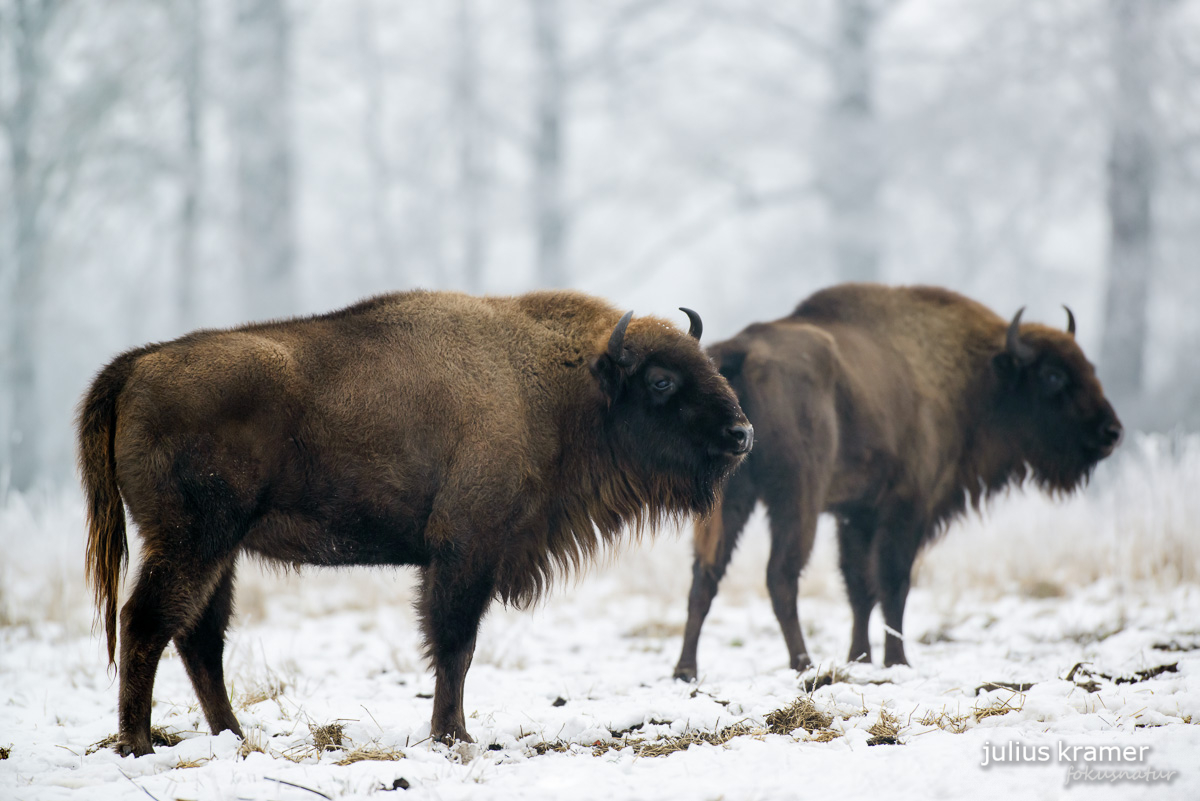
(1, 0, 1199, 495)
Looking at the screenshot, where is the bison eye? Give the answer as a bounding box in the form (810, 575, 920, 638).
(1039, 366, 1067, 396)
(646, 367, 679, 397)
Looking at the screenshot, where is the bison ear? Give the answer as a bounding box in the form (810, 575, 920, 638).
(992, 350, 1021, 386)
(590, 352, 626, 401)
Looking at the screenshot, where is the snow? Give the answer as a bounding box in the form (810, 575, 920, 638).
(3, 436, 1200, 800)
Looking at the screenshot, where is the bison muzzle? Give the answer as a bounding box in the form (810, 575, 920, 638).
(673, 283, 1121, 681)
(78, 289, 750, 755)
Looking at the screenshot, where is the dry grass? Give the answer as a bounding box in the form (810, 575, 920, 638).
(799, 665, 853, 693)
(918, 707, 971, 734)
(866, 708, 903, 745)
(765, 697, 834, 735)
(335, 744, 406, 765)
(238, 731, 269, 759)
(0, 746, 11, 759)
(632, 722, 760, 757)
(973, 693, 1025, 722)
(310, 722, 346, 752)
(87, 726, 185, 755)
(237, 677, 289, 709)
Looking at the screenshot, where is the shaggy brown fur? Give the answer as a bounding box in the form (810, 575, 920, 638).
(673, 283, 1122, 680)
(79, 289, 751, 756)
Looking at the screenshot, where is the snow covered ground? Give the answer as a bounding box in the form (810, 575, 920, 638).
(2, 434, 1199, 800)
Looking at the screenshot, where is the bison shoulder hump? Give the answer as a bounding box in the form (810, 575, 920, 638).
(745, 324, 840, 389)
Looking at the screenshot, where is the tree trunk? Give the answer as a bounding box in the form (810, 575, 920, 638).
(819, 0, 882, 284)
(1100, 0, 1160, 406)
(530, 0, 568, 288)
(454, 0, 488, 292)
(2, 0, 57, 492)
(177, 0, 204, 330)
(355, 0, 400, 288)
(233, 0, 295, 319)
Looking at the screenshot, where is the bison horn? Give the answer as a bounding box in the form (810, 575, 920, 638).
(608, 310, 635, 367)
(1006, 307, 1036, 364)
(1063, 305, 1076, 337)
(679, 307, 703, 341)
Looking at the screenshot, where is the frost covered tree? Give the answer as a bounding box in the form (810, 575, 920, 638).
(530, 0, 568, 287)
(1, 0, 127, 490)
(819, 0, 886, 283)
(1099, 0, 1167, 406)
(232, 0, 295, 319)
(176, 0, 205, 329)
(0, 0, 64, 491)
(453, 0, 489, 292)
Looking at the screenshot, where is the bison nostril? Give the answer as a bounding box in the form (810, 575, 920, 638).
(728, 424, 754, 454)
(1104, 422, 1124, 447)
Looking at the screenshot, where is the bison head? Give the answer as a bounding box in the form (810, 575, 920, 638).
(992, 307, 1123, 492)
(591, 308, 752, 516)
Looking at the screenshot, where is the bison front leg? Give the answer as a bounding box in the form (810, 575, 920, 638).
(417, 557, 495, 744)
(674, 468, 756, 681)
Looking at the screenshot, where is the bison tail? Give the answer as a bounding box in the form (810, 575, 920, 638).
(77, 348, 144, 667)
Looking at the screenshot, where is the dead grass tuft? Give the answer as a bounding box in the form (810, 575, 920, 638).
(800, 666, 852, 693)
(310, 722, 346, 752)
(0, 746, 10, 759)
(335, 744, 406, 765)
(918, 707, 971, 734)
(633, 722, 759, 757)
(87, 727, 184, 755)
(973, 693, 1025, 722)
(238, 731, 269, 759)
(765, 697, 834, 735)
(866, 708, 903, 745)
(238, 678, 288, 709)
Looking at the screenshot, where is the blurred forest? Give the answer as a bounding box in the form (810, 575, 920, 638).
(1, 0, 1198, 493)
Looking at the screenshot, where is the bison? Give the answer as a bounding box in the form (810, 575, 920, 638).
(672, 283, 1122, 680)
(79, 289, 752, 755)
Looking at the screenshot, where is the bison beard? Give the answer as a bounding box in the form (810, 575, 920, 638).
(673, 283, 1122, 681)
(78, 289, 751, 756)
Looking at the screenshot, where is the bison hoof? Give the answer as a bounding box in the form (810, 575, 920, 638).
(435, 727, 475, 746)
(791, 655, 813, 673)
(673, 665, 698, 682)
(116, 738, 154, 757)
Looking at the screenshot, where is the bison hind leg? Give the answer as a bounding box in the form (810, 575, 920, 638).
(117, 523, 244, 756)
(837, 514, 877, 664)
(174, 560, 243, 739)
(873, 527, 923, 668)
(674, 465, 757, 682)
